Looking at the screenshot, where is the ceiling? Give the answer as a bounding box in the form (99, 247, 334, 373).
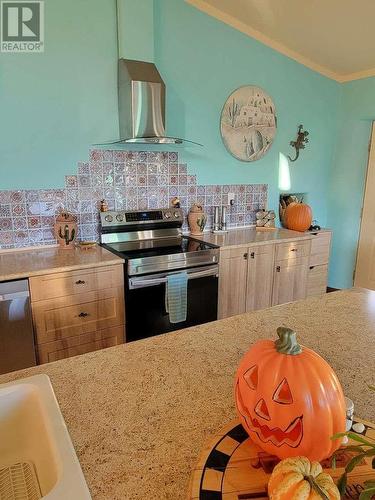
(186, 0, 375, 82)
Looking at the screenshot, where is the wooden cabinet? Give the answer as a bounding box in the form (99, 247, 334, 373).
(272, 258, 309, 305)
(306, 231, 331, 297)
(307, 264, 328, 297)
(309, 231, 332, 267)
(246, 244, 274, 312)
(218, 247, 248, 319)
(29, 264, 125, 364)
(272, 240, 311, 306)
(30, 265, 123, 301)
(219, 244, 275, 318)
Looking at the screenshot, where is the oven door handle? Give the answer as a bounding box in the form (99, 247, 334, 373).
(129, 267, 219, 289)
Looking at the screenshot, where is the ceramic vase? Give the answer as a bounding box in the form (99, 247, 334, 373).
(188, 204, 207, 235)
(54, 212, 77, 249)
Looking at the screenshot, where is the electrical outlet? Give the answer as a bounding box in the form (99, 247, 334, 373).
(228, 192, 235, 206)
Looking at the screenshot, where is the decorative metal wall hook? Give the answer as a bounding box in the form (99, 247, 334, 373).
(288, 125, 309, 162)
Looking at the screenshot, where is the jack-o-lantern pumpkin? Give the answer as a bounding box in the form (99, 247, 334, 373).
(235, 327, 346, 462)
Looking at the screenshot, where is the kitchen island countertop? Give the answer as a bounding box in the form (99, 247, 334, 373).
(0, 288, 373, 499)
(0, 245, 124, 281)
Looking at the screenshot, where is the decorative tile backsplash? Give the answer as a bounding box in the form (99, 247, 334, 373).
(0, 150, 267, 249)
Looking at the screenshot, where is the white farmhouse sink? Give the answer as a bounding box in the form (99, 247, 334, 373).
(0, 374, 91, 499)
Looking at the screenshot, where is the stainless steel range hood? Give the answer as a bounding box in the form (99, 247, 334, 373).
(107, 59, 202, 146)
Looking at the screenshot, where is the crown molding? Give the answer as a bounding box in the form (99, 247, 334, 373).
(338, 67, 375, 83)
(186, 0, 375, 84)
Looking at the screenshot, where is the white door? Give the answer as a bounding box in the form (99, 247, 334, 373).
(355, 122, 375, 289)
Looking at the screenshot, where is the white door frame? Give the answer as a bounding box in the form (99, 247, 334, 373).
(354, 121, 375, 288)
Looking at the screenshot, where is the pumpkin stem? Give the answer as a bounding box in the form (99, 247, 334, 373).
(275, 327, 302, 355)
(305, 475, 329, 500)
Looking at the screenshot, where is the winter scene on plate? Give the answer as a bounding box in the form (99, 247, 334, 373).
(220, 86, 277, 162)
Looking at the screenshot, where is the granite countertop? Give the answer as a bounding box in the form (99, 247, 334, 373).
(191, 226, 327, 249)
(0, 245, 124, 281)
(0, 288, 373, 499)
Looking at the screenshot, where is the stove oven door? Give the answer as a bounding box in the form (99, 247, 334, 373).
(126, 265, 219, 342)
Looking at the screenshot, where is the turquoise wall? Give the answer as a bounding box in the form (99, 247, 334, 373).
(328, 77, 375, 289)
(118, 0, 154, 61)
(0, 0, 118, 189)
(153, 0, 340, 227)
(4, 0, 363, 288)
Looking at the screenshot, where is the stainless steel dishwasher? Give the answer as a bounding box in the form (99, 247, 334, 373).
(0, 279, 36, 374)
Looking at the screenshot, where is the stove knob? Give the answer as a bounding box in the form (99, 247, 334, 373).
(116, 213, 124, 222)
(164, 211, 171, 219)
(104, 214, 113, 223)
(174, 211, 180, 218)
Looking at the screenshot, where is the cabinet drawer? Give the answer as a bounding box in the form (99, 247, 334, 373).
(30, 264, 123, 302)
(220, 246, 249, 259)
(276, 240, 311, 262)
(248, 243, 274, 259)
(37, 325, 124, 364)
(307, 264, 328, 297)
(32, 287, 125, 344)
(310, 233, 331, 266)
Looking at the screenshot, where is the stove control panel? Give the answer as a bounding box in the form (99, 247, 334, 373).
(100, 208, 184, 227)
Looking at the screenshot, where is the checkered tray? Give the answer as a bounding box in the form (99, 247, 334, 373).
(188, 418, 375, 500)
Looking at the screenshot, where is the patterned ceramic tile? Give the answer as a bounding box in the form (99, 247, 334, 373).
(179, 175, 187, 186)
(13, 217, 28, 230)
(11, 204, 26, 217)
(10, 190, 26, 204)
(78, 162, 90, 175)
(42, 228, 55, 241)
(65, 175, 78, 188)
(0, 147, 268, 249)
(0, 191, 12, 204)
(0, 218, 12, 230)
(102, 150, 113, 161)
(28, 229, 43, 243)
(168, 152, 178, 162)
(104, 174, 114, 187)
(40, 216, 55, 228)
(25, 190, 39, 202)
(90, 149, 103, 162)
(0, 204, 11, 217)
(92, 174, 104, 188)
(27, 216, 40, 228)
(0, 230, 14, 245)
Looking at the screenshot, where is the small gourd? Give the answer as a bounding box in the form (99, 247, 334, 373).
(268, 456, 340, 500)
(235, 327, 346, 461)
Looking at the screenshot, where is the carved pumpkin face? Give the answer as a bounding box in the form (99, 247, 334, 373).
(235, 328, 346, 462)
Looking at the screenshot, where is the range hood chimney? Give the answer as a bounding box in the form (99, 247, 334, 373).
(114, 59, 202, 146)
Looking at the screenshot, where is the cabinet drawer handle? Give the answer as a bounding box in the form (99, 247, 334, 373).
(310, 266, 315, 270)
(276, 266, 281, 272)
(78, 312, 89, 318)
(290, 248, 298, 252)
(250, 252, 255, 259)
(75, 279, 86, 285)
(243, 253, 248, 260)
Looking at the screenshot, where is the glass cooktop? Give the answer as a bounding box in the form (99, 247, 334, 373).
(103, 236, 217, 261)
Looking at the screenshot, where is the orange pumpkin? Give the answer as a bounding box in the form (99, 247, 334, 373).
(268, 456, 340, 499)
(235, 327, 346, 462)
(285, 203, 312, 232)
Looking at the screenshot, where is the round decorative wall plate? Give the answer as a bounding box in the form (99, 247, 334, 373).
(220, 86, 277, 162)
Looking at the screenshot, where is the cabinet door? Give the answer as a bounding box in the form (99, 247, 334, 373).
(246, 244, 274, 312)
(272, 259, 309, 306)
(307, 264, 328, 297)
(218, 247, 248, 319)
(309, 232, 332, 266)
